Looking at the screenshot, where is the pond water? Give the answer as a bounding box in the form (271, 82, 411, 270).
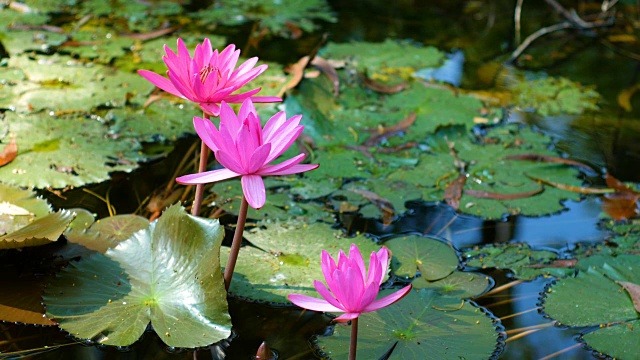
(1, 0, 640, 359)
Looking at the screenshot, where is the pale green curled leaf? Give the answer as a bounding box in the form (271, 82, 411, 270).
(317, 289, 503, 360)
(386, 235, 458, 280)
(44, 204, 231, 347)
(220, 221, 381, 303)
(412, 271, 492, 298)
(65, 213, 150, 253)
(0, 210, 75, 249)
(542, 255, 640, 359)
(0, 183, 51, 235)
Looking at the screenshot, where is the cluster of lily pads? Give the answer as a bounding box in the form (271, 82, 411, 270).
(1, 1, 640, 359)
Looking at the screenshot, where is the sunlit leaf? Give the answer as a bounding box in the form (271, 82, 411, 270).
(65, 213, 150, 253)
(386, 235, 459, 280)
(44, 204, 231, 347)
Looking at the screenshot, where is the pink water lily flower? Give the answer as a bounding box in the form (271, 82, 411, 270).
(138, 38, 281, 116)
(288, 244, 412, 322)
(176, 99, 318, 209)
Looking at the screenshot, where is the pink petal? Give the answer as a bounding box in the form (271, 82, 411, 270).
(288, 294, 343, 313)
(247, 143, 271, 174)
(167, 70, 197, 101)
(335, 267, 364, 312)
(241, 175, 266, 209)
(232, 57, 260, 78)
(176, 168, 240, 185)
(261, 164, 319, 176)
(362, 285, 412, 313)
(238, 98, 257, 123)
(200, 103, 221, 117)
(348, 244, 367, 282)
(193, 117, 219, 152)
(321, 250, 339, 291)
(334, 312, 360, 322)
(216, 150, 246, 174)
(222, 88, 262, 103)
(250, 95, 282, 103)
(137, 70, 184, 99)
(358, 282, 381, 310)
(219, 101, 241, 136)
(314, 280, 344, 311)
(266, 127, 303, 164)
(262, 111, 287, 141)
(257, 153, 305, 175)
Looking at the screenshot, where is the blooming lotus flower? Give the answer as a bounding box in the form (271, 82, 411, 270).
(138, 38, 281, 116)
(288, 244, 412, 322)
(176, 99, 318, 209)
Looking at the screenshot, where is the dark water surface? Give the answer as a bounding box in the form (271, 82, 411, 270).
(3, 0, 640, 359)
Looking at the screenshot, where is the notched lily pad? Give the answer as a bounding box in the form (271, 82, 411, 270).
(542, 255, 640, 359)
(220, 221, 381, 303)
(317, 288, 503, 360)
(44, 204, 231, 347)
(386, 235, 459, 280)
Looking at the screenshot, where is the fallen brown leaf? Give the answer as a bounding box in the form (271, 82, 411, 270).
(310, 56, 340, 97)
(463, 187, 543, 200)
(504, 154, 595, 173)
(445, 174, 467, 211)
(619, 281, 640, 313)
(0, 138, 18, 167)
(527, 175, 614, 194)
(360, 72, 407, 94)
(363, 112, 416, 147)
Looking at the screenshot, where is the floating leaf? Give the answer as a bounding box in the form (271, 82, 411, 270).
(464, 243, 572, 280)
(220, 221, 381, 303)
(65, 214, 149, 253)
(44, 204, 231, 347)
(412, 271, 492, 298)
(620, 281, 640, 313)
(386, 235, 458, 280)
(513, 76, 600, 116)
(542, 255, 640, 359)
(317, 289, 503, 360)
(0, 210, 74, 249)
(0, 138, 18, 167)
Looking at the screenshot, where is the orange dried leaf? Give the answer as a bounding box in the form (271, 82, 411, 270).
(0, 138, 18, 167)
(619, 281, 640, 313)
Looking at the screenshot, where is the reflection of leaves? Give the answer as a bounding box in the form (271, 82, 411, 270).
(44, 204, 231, 347)
(318, 289, 502, 360)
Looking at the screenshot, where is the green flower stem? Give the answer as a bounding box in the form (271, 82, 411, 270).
(224, 196, 249, 291)
(191, 112, 210, 216)
(350, 317, 359, 360)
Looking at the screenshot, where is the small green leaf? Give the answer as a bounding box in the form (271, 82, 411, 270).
(412, 271, 492, 298)
(386, 235, 459, 280)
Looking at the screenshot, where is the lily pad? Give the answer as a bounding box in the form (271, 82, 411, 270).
(513, 76, 600, 116)
(65, 213, 150, 253)
(411, 271, 492, 298)
(220, 221, 381, 303)
(0, 209, 75, 249)
(386, 235, 459, 280)
(463, 243, 573, 280)
(193, 0, 336, 38)
(44, 204, 231, 347)
(542, 255, 640, 359)
(214, 178, 331, 223)
(317, 288, 503, 360)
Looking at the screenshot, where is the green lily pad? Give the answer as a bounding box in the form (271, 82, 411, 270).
(44, 204, 231, 347)
(542, 255, 640, 359)
(463, 243, 573, 280)
(317, 289, 503, 360)
(0, 30, 67, 56)
(386, 235, 459, 280)
(513, 76, 600, 116)
(220, 221, 382, 304)
(320, 40, 444, 76)
(5, 54, 153, 113)
(65, 213, 149, 253)
(412, 271, 492, 298)
(194, 0, 335, 38)
(0, 210, 75, 249)
(214, 178, 331, 223)
(61, 28, 134, 63)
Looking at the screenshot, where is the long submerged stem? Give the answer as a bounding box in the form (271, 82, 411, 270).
(349, 317, 359, 360)
(191, 112, 210, 216)
(224, 196, 249, 291)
